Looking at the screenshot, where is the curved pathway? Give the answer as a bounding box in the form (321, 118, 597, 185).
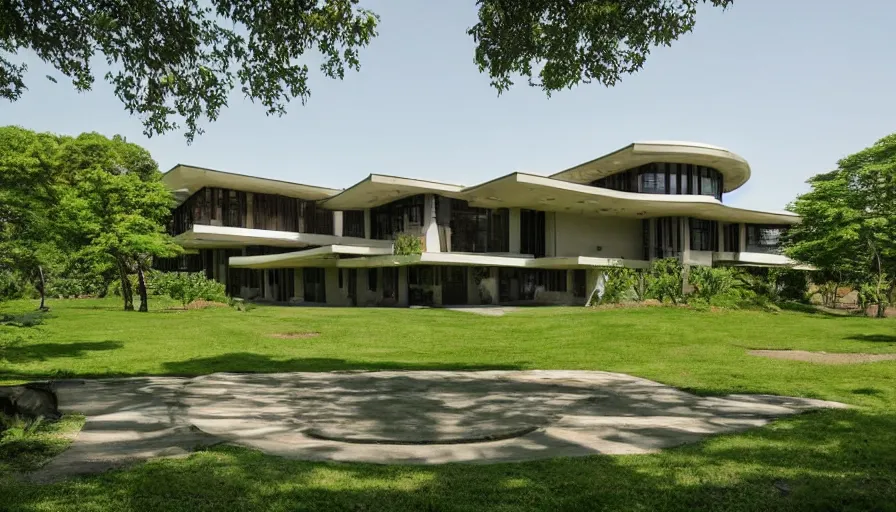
(33, 370, 846, 481)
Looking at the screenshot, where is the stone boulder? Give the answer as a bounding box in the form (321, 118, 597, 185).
(0, 383, 60, 420)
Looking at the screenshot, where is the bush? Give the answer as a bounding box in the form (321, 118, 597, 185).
(689, 266, 737, 300)
(648, 258, 685, 304)
(153, 271, 227, 307)
(592, 268, 636, 305)
(393, 233, 423, 255)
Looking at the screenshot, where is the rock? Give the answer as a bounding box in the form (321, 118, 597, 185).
(0, 384, 60, 420)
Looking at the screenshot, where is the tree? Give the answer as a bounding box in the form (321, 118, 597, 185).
(0, 126, 61, 309)
(2, 1, 730, 142)
(54, 133, 182, 311)
(785, 134, 896, 317)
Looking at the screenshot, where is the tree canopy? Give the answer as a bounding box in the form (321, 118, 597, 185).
(785, 134, 896, 317)
(2, 0, 730, 141)
(0, 126, 180, 311)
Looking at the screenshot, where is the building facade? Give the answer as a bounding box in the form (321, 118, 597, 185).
(160, 141, 800, 307)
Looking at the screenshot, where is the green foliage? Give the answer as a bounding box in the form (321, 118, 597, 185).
(0, 311, 46, 327)
(2, 2, 732, 141)
(648, 258, 685, 304)
(393, 233, 423, 256)
(593, 268, 636, 305)
(1, 127, 179, 311)
(108, 275, 140, 298)
(470, 0, 732, 94)
(154, 272, 227, 307)
(0, 414, 84, 473)
(786, 133, 896, 318)
(0, 1, 379, 142)
(689, 266, 736, 300)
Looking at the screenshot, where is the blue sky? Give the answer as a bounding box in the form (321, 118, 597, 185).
(4, 0, 895, 211)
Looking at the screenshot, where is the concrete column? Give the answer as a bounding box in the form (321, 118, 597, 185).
(333, 211, 343, 237)
(397, 267, 409, 307)
(509, 208, 521, 254)
(364, 209, 372, 239)
(718, 222, 725, 253)
(680, 217, 690, 261)
(263, 270, 274, 300)
(245, 193, 254, 229)
(294, 269, 304, 302)
(423, 194, 440, 253)
(545, 212, 556, 257)
(648, 218, 657, 260)
(739, 223, 747, 253)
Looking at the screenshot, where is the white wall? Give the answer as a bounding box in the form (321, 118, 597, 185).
(553, 213, 643, 260)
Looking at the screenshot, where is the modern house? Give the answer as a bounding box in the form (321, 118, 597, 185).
(160, 141, 799, 307)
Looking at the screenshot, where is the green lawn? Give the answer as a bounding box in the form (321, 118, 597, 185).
(1, 298, 896, 511)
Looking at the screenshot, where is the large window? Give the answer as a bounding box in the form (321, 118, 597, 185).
(343, 210, 365, 238)
(248, 193, 333, 234)
(169, 187, 248, 235)
(689, 218, 718, 252)
(520, 209, 546, 257)
(449, 200, 508, 253)
(746, 224, 787, 254)
(655, 217, 684, 259)
(518, 269, 567, 300)
(371, 195, 424, 240)
(592, 163, 724, 200)
(302, 268, 326, 303)
(724, 223, 740, 252)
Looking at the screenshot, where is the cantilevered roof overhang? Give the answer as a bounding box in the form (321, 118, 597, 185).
(319, 174, 466, 210)
(464, 173, 799, 225)
(550, 141, 751, 193)
(174, 225, 394, 250)
(229, 245, 394, 269)
(163, 164, 342, 205)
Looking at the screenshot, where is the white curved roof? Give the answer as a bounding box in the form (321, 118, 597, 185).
(550, 141, 752, 193)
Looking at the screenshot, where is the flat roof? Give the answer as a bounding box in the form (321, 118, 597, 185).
(163, 141, 796, 222)
(319, 174, 466, 210)
(163, 164, 342, 205)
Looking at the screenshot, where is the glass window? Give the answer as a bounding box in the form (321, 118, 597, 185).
(746, 225, 787, 253)
(689, 218, 718, 251)
(368, 268, 378, 291)
(343, 210, 365, 238)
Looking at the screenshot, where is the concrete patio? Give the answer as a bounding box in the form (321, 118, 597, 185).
(31, 370, 846, 482)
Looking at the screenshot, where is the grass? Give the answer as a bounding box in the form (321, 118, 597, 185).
(0, 415, 84, 474)
(1, 297, 895, 511)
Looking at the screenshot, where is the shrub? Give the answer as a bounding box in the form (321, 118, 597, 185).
(648, 258, 685, 304)
(592, 268, 636, 305)
(393, 233, 423, 255)
(632, 270, 650, 302)
(689, 266, 737, 300)
(154, 272, 227, 307)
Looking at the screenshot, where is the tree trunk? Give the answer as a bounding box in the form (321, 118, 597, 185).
(137, 265, 148, 312)
(117, 258, 134, 311)
(877, 301, 887, 318)
(37, 265, 47, 310)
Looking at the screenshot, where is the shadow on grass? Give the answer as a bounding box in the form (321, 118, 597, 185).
(161, 353, 527, 375)
(3, 408, 894, 511)
(777, 301, 851, 318)
(0, 341, 123, 365)
(847, 334, 896, 343)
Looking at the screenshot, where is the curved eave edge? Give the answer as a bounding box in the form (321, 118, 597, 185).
(548, 142, 752, 193)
